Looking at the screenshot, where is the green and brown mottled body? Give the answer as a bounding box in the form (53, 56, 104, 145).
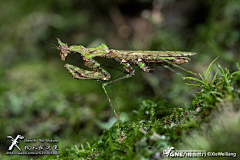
(56, 38, 196, 81)
(55, 38, 196, 143)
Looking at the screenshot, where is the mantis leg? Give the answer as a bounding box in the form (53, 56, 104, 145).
(84, 59, 122, 142)
(136, 61, 152, 73)
(64, 58, 111, 81)
(101, 62, 135, 143)
(102, 62, 135, 87)
(84, 59, 125, 142)
(65, 58, 123, 142)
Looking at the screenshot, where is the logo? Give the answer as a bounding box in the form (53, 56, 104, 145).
(6, 135, 60, 155)
(7, 135, 24, 151)
(163, 147, 237, 158)
(163, 146, 208, 158)
(163, 147, 175, 157)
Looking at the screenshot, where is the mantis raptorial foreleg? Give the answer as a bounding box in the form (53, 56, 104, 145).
(64, 58, 111, 80)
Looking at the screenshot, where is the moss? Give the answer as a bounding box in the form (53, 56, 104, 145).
(41, 61, 240, 159)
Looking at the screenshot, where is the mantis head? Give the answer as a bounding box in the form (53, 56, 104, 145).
(55, 38, 71, 61)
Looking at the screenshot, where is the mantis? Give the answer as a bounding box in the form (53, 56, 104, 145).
(55, 38, 196, 143)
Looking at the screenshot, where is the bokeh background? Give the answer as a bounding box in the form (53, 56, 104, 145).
(0, 0, 240, 159)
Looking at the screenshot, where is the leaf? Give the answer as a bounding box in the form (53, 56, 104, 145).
(185, 83, 200, 87)
(199, 73, 204, 81)
(231, 71, 240, 76)
(217, 63, 228, 85)
(210, 72, 218, 84)
(206, 57, 218, 82)
(183, 77, 205, 84)
(237, 63, 240, 71)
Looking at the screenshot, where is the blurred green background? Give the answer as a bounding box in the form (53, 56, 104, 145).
(0, 0, 239, 159)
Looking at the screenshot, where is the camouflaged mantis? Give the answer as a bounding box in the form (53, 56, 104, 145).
(54, 38, 196, 143)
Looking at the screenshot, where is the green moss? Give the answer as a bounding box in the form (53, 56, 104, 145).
(41, 60, 240, 160)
